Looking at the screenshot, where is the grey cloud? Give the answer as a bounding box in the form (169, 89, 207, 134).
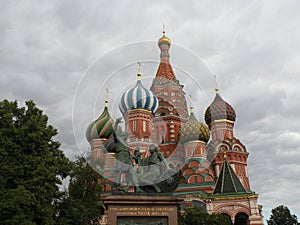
(1, 0, 300, 223)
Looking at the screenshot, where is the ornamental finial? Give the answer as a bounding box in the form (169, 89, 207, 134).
(188, 94, 194, 113)
(105, 88, 109, 107)
(137, 61, 141, 80)
(214, 74, 219, 93)
(158, 23, 171, 46)
(223, 150, 227, 159)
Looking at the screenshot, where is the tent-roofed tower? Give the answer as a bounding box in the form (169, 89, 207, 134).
(150, 29, 188, 158)
(206, 153, 263, 225)
(155, 30, 176, 82)
(213, 155, 246, 194)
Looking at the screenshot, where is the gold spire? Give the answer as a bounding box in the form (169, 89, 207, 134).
(137, 61, 141, 80)
(214, 74, 219, 93)
(105, 88, 109, 107)
(188, 94, 194, 114)
(158, 24, 171, 45)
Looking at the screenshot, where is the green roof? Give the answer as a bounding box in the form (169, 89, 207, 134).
(213, 158, 246, 194)
(173, 190, 209, 198)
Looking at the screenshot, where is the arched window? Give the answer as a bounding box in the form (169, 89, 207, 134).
(192, 200, 206, 211)
(222, 213, 232, 222)
(234, 212, 249, 225)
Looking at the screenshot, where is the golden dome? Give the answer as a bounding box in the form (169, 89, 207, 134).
(158, 31, 171, 45)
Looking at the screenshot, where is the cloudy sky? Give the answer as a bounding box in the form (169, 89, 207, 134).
(1, 0, 300, 222)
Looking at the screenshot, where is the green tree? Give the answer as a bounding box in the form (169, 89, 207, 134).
(0, 100, 71, 225)
(267, 205, 299, 225)
(178, 208, 233, 225)
(55, 156, 103, 225)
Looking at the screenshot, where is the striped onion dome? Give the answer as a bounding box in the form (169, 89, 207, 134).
(205, 92, 236, 128)
(119, 72, 158, 114)
(86, 101, 113, 143)
(180, 112, 210, 144)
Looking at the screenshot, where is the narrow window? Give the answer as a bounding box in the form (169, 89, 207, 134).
(142, 121, 146, 132)
(133, 121, 136, 132)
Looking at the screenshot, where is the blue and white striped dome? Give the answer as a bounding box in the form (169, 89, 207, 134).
(119, 79, 159, 114)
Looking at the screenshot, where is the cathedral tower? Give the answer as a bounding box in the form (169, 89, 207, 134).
(150, 30, 188, 156)
(205, 88, 250, 191)
(176, 101, 215, 195)
(119, 63, 159, 154)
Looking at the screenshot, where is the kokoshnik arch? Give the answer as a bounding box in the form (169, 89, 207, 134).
(86, 30, 264, 225)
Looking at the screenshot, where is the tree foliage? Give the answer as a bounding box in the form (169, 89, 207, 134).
(0, 100, 71, 225)
(178, 208, 233, 225)
(55, 156, 104, 225)
(267, 205, 299, 225)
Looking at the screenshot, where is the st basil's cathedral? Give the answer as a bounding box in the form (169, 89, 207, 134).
(86, 30, 264, 225)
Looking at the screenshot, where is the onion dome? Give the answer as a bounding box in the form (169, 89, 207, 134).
(119, 63, 159, 114)
(180, 111, 210, 144)
(158, 30, 171, 46)
(205, 91, 236, 128)
(86, 98, 113, 143)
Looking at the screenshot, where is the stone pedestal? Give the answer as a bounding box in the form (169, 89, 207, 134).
(103, 194, 182, 225)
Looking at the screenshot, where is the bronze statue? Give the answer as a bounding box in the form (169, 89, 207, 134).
(113, 118, 142, 192)
(139, 144, 181, 193)
(111, 118, 180, 193)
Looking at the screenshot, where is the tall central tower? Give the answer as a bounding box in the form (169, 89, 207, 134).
(150, 30, 188, 157)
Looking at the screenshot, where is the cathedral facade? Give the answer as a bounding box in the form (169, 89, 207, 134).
(86, 31, 263, 225)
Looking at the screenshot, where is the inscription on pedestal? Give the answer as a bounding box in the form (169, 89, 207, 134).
(103, 195, 181, 225)
(117, 216, 167, 225)
(110, 206, 175, 217)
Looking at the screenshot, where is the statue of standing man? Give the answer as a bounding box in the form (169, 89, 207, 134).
(113, 118, 142, 192)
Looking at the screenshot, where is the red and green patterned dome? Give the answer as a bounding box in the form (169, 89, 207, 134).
(205, 93, 236, 128)
(180, 112, 210, 143)
(86, 104, 113, 143)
